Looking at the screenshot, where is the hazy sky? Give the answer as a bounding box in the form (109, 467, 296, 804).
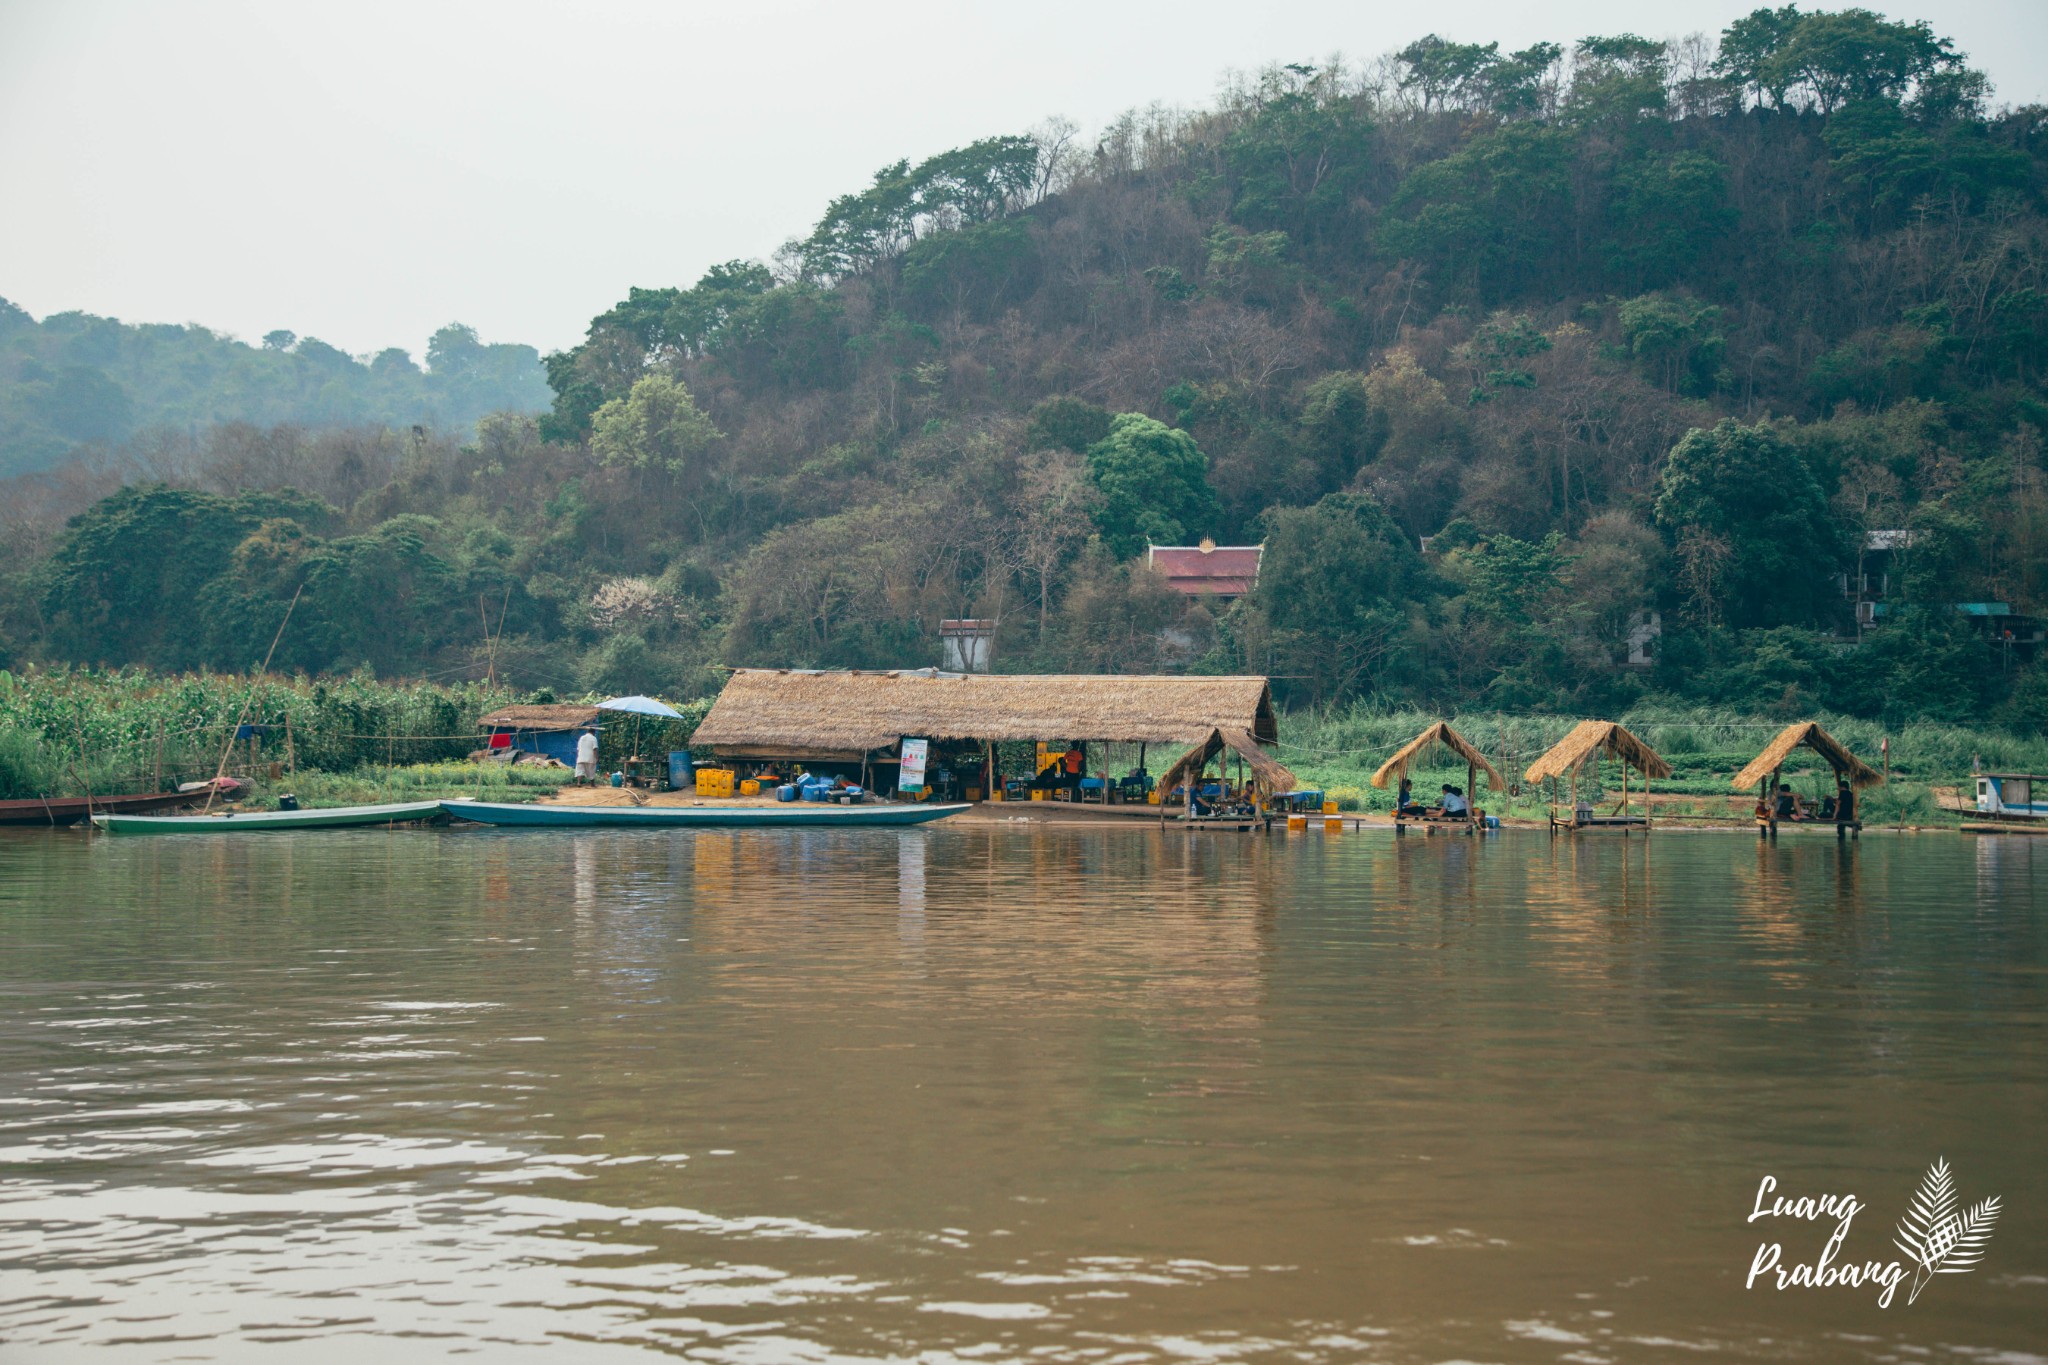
(3, 0, 2044, 360)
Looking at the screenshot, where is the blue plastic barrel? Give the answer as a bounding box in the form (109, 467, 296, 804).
(668, 752, 691, 790)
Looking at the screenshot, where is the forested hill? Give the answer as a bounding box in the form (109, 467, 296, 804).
(6, 7, 2048, 730)
(0, 302, 548, 477)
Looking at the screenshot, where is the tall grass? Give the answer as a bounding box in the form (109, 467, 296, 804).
(0, 667, 707, 800)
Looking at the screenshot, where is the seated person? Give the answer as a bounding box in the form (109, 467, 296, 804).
(1395, 777, 1427, 817)
(1816, 793, 1837, 821)
(1190, 790, 1214, 816)
(1773, 783, 1806, 821)
(1438, 784, 1471, 818)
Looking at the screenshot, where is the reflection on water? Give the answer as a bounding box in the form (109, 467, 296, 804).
(0, 826, 2042, 1363)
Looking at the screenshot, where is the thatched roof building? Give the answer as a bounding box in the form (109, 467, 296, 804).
(476, 703, 604, 767)
(1158, 728, 1297, 799)
(1733, 722, 1884, 791)
(477, 703, 604, 730)
(1371, 721, 1504, 790)
(1524, 720, 1673, 783)
(692, 669, 1278, 761)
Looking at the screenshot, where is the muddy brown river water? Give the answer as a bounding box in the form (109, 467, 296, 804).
(1, 824, 2042, 1362)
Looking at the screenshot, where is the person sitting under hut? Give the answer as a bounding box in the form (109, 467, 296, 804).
(1439, 784, 1470, 818)
(1396, 777, 1426, 818)
(1773, 783, 1807, 821)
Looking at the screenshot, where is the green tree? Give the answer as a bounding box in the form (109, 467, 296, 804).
(1714, 6, 1804, 108)
(1616, 292, 1726, 395)
(41, 485, 330, 668)
(1250, 492, 1426, 701)
(1381, 123, 1576, 300)
(588, 373, 723, 473)
(1764, 8, 1958, 113)
(1653, 420, 1845, 628)
(1026, 396, 1113, 454)
(1084, 414, 1222, 559)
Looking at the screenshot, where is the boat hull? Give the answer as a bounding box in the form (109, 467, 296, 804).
(0, 792, 195, 826)
(441, 799, 969, 829)
(90, 801, 446, 834)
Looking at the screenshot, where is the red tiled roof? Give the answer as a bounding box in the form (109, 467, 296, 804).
(1148, 545, 1262, 596)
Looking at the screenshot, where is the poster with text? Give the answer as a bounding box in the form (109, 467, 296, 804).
(899, 738, 929, 788)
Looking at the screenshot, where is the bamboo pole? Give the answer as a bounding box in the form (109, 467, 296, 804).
(203, 583, 302, 814)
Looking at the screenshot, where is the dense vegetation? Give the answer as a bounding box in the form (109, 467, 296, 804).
(3, 7, 2045, 735)
(0, 303, 547, 478)
(0, 667, 706, 800)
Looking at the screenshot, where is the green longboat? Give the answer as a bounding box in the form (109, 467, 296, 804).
(439, 799, 969, 829)
(90, 801, 446, 834)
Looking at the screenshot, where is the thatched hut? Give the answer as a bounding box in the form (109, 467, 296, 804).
(1734, 721, 1882, 833)
(1157, 728, 1297, 815)
(1371, 721, 1504, 819)
(477, 703, 603, 766)
(690, 668, 1279, 797)
(1523, 721, 1672, 828)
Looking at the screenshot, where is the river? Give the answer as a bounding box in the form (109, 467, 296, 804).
(1, 825, 2042, 1362)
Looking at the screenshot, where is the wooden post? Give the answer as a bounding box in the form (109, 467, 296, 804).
(1769, 766, 1781, 838)
(154, 719, 164, 792)
(1621, 761, 1629, 823)
(285, 714, 295, 778)
(1467, 758, 1477, 829)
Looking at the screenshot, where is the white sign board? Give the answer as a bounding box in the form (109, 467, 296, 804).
(899, 738, 930, 788)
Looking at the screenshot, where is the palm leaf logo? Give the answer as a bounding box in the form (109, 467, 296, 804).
(1894, 1158, 2000, 1305)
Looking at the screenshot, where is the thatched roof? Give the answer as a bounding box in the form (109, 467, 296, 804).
(692, 669, 1278, 756)
(1524, 720, 1673, 782)
(1371, 721, 1505, 790)
(1733, 721, 1884, 791)
(1158, 728, 1297, 799)
(478, 704, 603, 730)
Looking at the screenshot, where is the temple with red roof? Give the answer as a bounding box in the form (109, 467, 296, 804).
(1146, 540, 1263, 600)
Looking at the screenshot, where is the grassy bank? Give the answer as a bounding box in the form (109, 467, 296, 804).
(3, 667, 2036, 824)
(0, 666, 708, 803)
(1274, 705, 2048, 826)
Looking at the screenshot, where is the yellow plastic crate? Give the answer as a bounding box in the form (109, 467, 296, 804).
(695, 768, 735, 797)
(739, 778, 760, 797)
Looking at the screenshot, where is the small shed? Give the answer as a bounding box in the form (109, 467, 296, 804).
(1371, 721, 1505, 795)
(1734, 721, 1883, 833)
(1157, 728, 1296, 811)
(1732, 722, 1883, 794)
(477, 703, 602, 766)
(1524, 720, 1672, 828)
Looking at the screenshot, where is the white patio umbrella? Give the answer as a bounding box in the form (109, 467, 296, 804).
(596, 695, 684, 784)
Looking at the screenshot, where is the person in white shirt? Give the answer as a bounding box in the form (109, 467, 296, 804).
(574, 730, 599, 784)
(1438, 785, 1469, 817)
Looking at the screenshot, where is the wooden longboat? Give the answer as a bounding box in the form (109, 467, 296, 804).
(0, 791, 197, 827)
(90, 801, 446, 834)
